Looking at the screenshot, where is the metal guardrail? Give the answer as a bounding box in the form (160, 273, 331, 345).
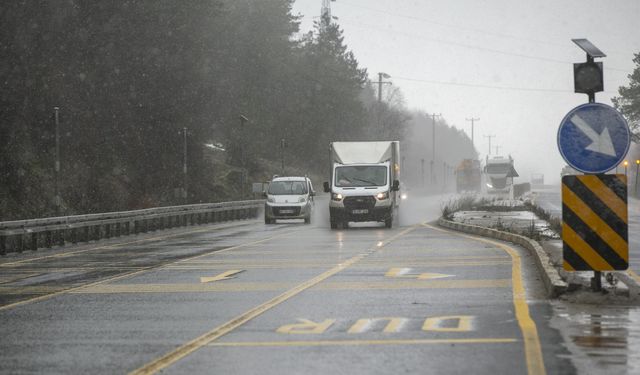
(0, 200, 263, 255)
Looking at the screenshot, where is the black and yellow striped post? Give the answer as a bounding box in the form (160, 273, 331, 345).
(562, 174, 628, 280)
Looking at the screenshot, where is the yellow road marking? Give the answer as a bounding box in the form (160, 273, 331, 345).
(628, 269, 640, 283)
(0, 228, 303, 311)
(166, 260, 512, 270)
(347, 318, 406, 334)
(317, 279, 509, 290)
(181, 258, 511, 266)
(423, 315, 473, 332)
(276, 319, 336, 334)
(208, 338, 518, 347)
(0, 286, 68, 294)
(0, 221, 257, 267)
(72, 279, 510, 294)
(425, 224, 546, 375)
(200, 270, 244, 283)
(129, 226, 419, 375)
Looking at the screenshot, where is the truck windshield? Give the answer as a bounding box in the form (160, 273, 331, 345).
(268, 181, 307, 195)
(486, 164, 510, 174)
(335, 166, 387, 187)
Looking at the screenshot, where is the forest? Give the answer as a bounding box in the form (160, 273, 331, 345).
(0, 0, 476, 220)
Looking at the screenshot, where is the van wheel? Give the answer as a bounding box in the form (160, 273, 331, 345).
(304, 215, 311, 224)
(265, 214, 274, 224)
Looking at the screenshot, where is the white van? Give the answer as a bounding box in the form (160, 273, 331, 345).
(264, 176, 315, 224)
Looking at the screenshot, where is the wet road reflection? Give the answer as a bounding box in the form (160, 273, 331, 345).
(552, 301, 640, 374)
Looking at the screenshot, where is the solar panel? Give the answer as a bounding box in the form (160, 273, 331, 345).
(572, 39, 606, 58)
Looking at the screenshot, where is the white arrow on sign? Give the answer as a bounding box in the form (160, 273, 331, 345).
(571, 114, 617, 157)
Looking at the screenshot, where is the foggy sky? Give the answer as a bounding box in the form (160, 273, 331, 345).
(292, 0, 640, 184)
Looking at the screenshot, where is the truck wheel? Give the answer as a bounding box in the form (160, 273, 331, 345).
(384, 216, 393, 228)
(330, 220, 337, 229)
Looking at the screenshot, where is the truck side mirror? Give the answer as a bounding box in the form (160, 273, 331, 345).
(392, 180, 400, 191)
(262, 191, 268, 198)
(323, 182, 330, 193)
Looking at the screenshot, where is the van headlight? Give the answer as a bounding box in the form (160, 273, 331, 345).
(331, 193, 343, 201)
(376, 191, 389, 200)
(298, 196, 306, 203)
(267, 197, 275, 203)
(486, 183, 493, 189)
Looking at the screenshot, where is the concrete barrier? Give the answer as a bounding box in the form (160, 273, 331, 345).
(438, 217, 567, 297)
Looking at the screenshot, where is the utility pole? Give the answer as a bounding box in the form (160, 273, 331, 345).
(53, 107, 61, 216)
(421, 158, 425, 188)
(239, 115, 249, 199)
(465, 117, 479, 150)
(443, 161, 447, 187)
(484, 134, 496, 156)
(320, 0, 334, 29)
(430, 113, 441, 184)
(182, 127, 188, 203)
(280, 138, 286, 175)
(374, 72, 391, 103)
(634, 159, 640, 197)
(636, 160, 640, 197)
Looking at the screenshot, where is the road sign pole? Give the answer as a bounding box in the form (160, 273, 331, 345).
(591, 271, 602, 292)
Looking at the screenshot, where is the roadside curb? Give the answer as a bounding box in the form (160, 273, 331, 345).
(438, 217, 568, 298)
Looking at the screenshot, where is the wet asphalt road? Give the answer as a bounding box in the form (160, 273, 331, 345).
(1, 194, 574, 374)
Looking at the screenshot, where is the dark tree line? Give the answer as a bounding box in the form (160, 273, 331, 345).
(613, 52, 640, 143)
(0, 1, 474, 220)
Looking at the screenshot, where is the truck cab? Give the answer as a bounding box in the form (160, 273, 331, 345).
(323, 141, 400, 229)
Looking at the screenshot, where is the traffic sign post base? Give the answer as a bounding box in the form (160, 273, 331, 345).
(591, 271, 602, 292)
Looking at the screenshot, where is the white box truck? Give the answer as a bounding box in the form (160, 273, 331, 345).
(323, 141, 400, 229)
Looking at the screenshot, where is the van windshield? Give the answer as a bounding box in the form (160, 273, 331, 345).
(268, 181, 308, 195)
(335, 166, 387, 187)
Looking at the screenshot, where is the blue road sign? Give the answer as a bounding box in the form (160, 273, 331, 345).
(558, 103, 630, 174)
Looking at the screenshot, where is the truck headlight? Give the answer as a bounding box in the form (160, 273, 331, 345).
(486, 183, 493, 189)
(331, 193, 343, 201)
(376, 191, 389, 200)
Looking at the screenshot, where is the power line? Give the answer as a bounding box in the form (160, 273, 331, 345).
(337, 19, 632, 74)
(391, 75, 618, 95)
(338, 0, 636, 58)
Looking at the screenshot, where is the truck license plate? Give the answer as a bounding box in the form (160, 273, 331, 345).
(352, 209, 368, 214)
(280, 209, 294, 214)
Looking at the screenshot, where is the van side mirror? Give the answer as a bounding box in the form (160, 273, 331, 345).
(323, 182, 330, 193)
(262, 191, 267, 198)
(310, 190, 316, 197)
(392, 180, 400, 191)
